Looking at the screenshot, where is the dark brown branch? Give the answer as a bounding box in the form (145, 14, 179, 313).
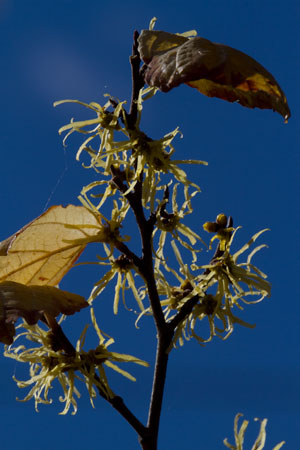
(99, 391, 147, 438)
(112, 51, 170, 446)
(114, 239, 142, 269)
(168, 295, 200, 332)
(111, 165, 148, 236)
(112, 182, 168, 450)
(44, 313, 76, 356)
(129, 189, 166, 331)
(143, 328, 173, 449)
(127, 30, 145, 130)
(111, 165, 166, 332)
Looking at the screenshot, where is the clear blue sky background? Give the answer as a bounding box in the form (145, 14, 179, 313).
(0, 1, 299, 449)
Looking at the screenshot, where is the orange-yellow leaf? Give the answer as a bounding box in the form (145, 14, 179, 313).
(138, 30, 290, 121)
(0, 205, 102, 286)
(0, 281, 88, 344)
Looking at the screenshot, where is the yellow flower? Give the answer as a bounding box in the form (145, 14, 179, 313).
(139, 227, 270, 347)
(54, 97, 127, 167)
(224, 414, 285, 450)
(4, 313, 148, 415)
(154, 183, 206, 263)
(88, 249, 145, 314)
(55, 90, 207, 211)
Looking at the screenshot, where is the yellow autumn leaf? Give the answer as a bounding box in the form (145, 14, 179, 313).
(0, 281, 88, 344)
(0, 205, 103, 286)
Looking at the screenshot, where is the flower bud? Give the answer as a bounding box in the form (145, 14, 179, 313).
(216, 213, 227, 227)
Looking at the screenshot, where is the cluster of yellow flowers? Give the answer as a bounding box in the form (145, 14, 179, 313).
(55, 89, 271, 347)
(5, 310, 148, 414)
(136, 226, 270, 347)
(55, 87, 206, 212)
(4, 85, 271, 415)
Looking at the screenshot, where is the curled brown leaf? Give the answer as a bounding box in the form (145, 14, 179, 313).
(138, 30, 290, 121)
(0, 281, 88, 344)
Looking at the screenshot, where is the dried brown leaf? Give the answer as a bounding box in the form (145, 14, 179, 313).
(138, 30, 290, 121)
(0, 281, 88, 344)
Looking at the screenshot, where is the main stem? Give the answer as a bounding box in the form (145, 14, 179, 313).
(122, 30, 174, 449)
(111, 33, 234, 448)
(138, 212, 173, 450)
(112, 166, 172, 449)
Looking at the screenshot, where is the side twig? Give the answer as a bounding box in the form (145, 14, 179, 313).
(127, 30, 145, 130)
(47, 314, 147, 439)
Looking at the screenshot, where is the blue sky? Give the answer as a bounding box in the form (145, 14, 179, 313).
(0, 1, 299, 449)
